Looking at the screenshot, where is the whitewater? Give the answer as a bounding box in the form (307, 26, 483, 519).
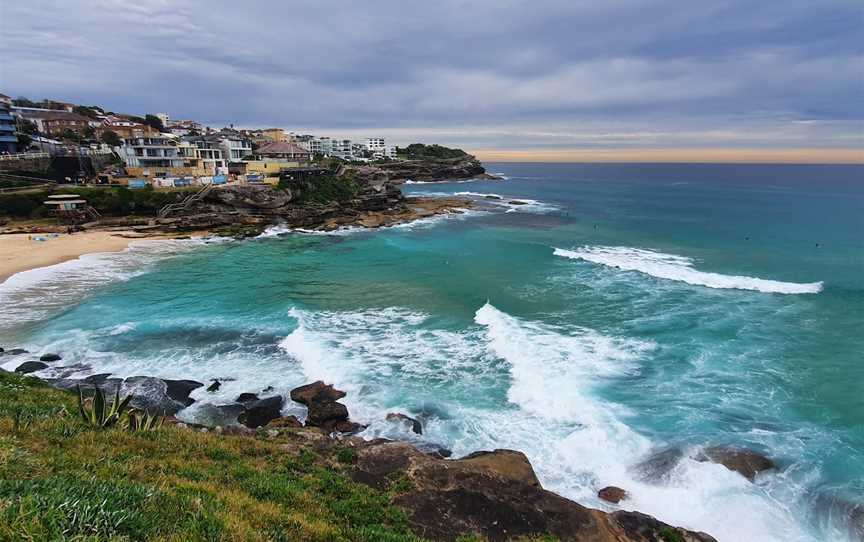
(2, 163, 861, 542)
(553, 246, 824, 294)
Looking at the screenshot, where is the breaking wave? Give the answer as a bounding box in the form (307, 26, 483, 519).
(554, 246, 823, 294)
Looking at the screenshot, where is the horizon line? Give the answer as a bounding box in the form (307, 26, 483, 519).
(469, 148, 864, 164)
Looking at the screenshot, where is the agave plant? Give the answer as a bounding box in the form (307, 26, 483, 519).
(77, 385, 133, 428)
(126, 410, 164, 432)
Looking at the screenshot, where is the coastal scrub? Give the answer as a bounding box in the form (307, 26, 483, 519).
(0, 370, 420, 541)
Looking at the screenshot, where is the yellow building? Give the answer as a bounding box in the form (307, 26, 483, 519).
(258, 128, 287, 142)
(244, 160, 301, 174)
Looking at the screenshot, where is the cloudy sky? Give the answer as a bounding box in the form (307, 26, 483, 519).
(1, 0, 862, 159)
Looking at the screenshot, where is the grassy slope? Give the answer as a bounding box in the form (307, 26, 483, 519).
(0, 371, 421, 542)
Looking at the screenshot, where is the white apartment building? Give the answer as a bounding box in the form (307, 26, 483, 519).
(121, 136, 184, 168)
(177, 141, 227, 174)
(366, 137, 386, 152)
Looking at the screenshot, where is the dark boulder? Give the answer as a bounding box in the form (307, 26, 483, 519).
(206, 380, 221, 392)
(163, 379, 204, 407)
(694, 446, 775, 481)
(193, 403, 245, 427)
(611, 510, 716, 542)
(598, 486, 628, 504)
(39, 353, 62, 362)
(266, 415, 303, 429)
(236, 392, 259, 403)
(633, 447, 684, 482)
(333, 420, 366, 434)
(290, 381, 346, 405)
(352, 441, 717, 542)
(458, 449, 541, 488)
(237, 396, 284, 428)
(386, 412, 423, 434)
(305, 398, 349, 431)
(47, 374, 123, 396)
(412, 441, 453, 459)
(3, 348, 29, 356)
(15, 361, 48, 374)
(123, 376, 191, 416)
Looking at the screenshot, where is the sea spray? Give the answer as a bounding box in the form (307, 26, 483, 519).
(554, 246, 824, 294)
(472, 303, 812, 541)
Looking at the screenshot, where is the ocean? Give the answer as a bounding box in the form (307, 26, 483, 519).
(1, 163, 862, 541)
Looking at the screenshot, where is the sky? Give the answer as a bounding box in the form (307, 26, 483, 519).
(1, 0, 863, 161)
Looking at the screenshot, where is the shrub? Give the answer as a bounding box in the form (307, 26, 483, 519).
(77, 385, 133, 428)
(126, 410, 164, 432)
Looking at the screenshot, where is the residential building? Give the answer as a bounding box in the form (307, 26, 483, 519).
(102, 117, 159, 140)
(155, 113, 170, 127)
(176, 140, 227, 175)
(120, 136, 184, 170)
(258, 128, 287, 142)
(366, 137, 386, 152)
(14, 107, 91, 136)
(330, 139, 355, 159)
(255, 141, 312, 162)
(0, 94, 19, 153)
(197, 131, 252, 162)
(167, 119, 202, 137)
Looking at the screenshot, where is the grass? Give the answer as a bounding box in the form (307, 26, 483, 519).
(0, 370, 422, 541)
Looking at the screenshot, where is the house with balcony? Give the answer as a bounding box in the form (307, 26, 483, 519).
(120, 136, 185, 176)
(199, 131, 252, 163)
(0, 94, 19, 153)
(177, 140, 227, 175)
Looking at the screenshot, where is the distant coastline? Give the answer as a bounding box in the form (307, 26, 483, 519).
(472, 147, 864, 164)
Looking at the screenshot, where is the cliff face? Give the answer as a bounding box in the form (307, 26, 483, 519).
(152, 173, 470, 234)
(344, 155, 500, 184)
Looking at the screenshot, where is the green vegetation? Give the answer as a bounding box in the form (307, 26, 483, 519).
(658, 527, 685, 542)
(73, 105, 104, 119)
(76, 385, 133, 428)
(0, 186, 199, 218)
(401, 143, 468, 160)
(0, 370, 422, 541)
(127, 410, 165, 433)
(144, 114, 165, 132)
(101, 128, 122, 147)
(286, 173, 360, 205)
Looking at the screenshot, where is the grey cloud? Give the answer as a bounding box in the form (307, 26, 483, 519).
(1, 0, 861, 149)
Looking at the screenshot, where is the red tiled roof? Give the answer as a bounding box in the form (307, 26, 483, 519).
(257, 142, 310, 155)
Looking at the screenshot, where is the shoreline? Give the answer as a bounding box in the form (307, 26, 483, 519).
(0, 362, 718, 542)
(0, 195, 472, 284)
(0, 231, 154, 285)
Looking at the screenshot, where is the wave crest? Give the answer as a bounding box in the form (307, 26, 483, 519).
(554, 246, 823, 294)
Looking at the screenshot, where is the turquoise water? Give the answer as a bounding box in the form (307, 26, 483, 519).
(1, 163, 862, 541)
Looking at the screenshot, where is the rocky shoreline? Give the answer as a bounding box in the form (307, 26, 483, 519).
(0, 347, 730, 541)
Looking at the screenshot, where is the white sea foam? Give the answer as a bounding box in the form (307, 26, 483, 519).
(0, 239, 208, 329)
(276, 303, 817, 540)
(404, 178, 478, 185)
(472, 303, 815, 541)
(451, 191, 558, 214)
(454, 191, 504, 199)
(13, 295, 823, 541)
(554, 246, 823, 294)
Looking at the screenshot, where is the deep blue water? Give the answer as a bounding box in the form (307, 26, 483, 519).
(2, 163, 862, 541)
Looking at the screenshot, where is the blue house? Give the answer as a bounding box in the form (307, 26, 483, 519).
(0, 94, 19, 154)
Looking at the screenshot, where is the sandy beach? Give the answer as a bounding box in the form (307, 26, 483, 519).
(0, 231, 143, 284)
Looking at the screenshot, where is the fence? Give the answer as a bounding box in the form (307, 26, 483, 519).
(0, 152, 50, 161)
